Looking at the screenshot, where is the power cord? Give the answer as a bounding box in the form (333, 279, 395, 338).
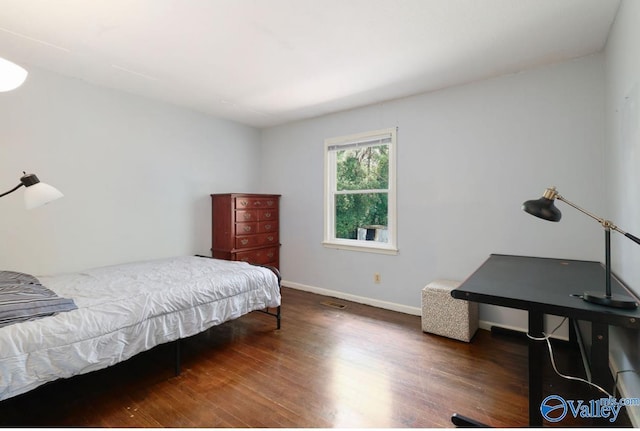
(526, 317, 612, 397)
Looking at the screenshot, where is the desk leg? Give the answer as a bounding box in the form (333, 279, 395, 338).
(590, 322, 610, 389)
(528, 311, 544, 427)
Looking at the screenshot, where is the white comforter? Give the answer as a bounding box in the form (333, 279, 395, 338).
(0, 256, 281, 401)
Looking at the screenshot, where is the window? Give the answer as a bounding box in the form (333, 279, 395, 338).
(323, 127, 397, 254)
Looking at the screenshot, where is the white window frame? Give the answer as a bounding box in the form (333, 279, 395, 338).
(323, 127, 398, 255)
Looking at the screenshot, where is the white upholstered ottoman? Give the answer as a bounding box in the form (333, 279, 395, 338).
(421, 279, 478, 342)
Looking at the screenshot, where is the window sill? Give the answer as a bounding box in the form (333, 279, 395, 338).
(322, 240, 399, 255)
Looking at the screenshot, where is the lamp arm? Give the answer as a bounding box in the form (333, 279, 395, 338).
(556, 194, 640, 246)
(621, 231, 640, 246)
(0, 183, 24, 198)
(556, 194, 605, 224)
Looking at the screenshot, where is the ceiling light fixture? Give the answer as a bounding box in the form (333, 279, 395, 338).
(0, 56, 28, 92)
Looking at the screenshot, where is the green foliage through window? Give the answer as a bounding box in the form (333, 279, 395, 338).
(334, 144, 389, 240)
(336, 145, 389, 191)
(335, 193, 388, 239)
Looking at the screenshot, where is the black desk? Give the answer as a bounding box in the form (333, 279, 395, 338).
(451, 254, 640, 426)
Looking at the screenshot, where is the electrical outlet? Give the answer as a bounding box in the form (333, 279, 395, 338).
(374, 273, 381, 283)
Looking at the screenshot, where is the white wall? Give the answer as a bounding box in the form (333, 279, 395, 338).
(604, 0, 640, 425)
(0, 41, 610, 334)
(606, 0, 640, 295)
(0, 66, 261, 275)
(260, 54, 606, 330)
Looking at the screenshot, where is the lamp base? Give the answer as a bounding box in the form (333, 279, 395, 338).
(582, 291, 638, 309)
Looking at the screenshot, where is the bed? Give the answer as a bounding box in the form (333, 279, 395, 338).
(0, 255, 281, 401)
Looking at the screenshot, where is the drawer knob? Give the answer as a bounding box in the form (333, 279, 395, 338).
(264, 212, 271, 218)
(265, 224, 271, 230)
(267, 236, 274, 242)
(243, 226, 252, 232)
(241, 239, 249, 245)
(243, 213, 252, 220)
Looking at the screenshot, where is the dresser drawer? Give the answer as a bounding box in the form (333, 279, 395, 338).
(236, 222, 257, 235)
(257, 209, 278, 221)
(235, 221, 278, 235)
(236, 210, 257, 222)
(257, 221, 278, 233)
(235, 232, 279, 249)
(235, 196, 278, 209)
(236, 209, 278, 222)
(235, 247, 279, 265)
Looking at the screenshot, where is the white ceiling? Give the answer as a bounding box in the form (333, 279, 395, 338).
(0, 0, 621, 128)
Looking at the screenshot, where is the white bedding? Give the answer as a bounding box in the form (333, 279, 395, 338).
(0, 256, 281, 401)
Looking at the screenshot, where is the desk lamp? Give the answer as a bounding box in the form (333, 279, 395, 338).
(522, 187, 638, 309)
(0, 172, 64, 209)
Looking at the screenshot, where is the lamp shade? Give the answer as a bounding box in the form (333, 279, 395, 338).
(522, 197, 562, 222)
(23, 180, 64, 209)
(0, 57, 28, 92)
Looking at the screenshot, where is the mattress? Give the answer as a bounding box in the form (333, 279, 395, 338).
(0, 256, 281, 401)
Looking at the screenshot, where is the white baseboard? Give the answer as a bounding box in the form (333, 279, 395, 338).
(282, 280, 422, 316)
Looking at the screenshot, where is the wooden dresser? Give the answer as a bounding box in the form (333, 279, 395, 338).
(211, 193, 280, 269)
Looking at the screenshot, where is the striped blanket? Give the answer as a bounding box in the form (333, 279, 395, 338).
(0, 271, 77, 328)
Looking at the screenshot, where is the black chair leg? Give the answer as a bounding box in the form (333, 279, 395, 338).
(451, 413, 490, 427)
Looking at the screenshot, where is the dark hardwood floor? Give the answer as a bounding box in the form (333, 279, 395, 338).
(0, 287, 632, 427)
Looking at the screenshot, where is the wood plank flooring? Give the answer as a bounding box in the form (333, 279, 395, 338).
(0, 287, 632, 427)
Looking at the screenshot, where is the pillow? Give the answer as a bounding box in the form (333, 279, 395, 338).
(0, 271, 77, 328)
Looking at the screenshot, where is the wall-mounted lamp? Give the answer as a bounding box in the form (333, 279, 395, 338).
(0, 172, 63, 209)
(523, 186, 639, 309)
(0, 57, 28, 92)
